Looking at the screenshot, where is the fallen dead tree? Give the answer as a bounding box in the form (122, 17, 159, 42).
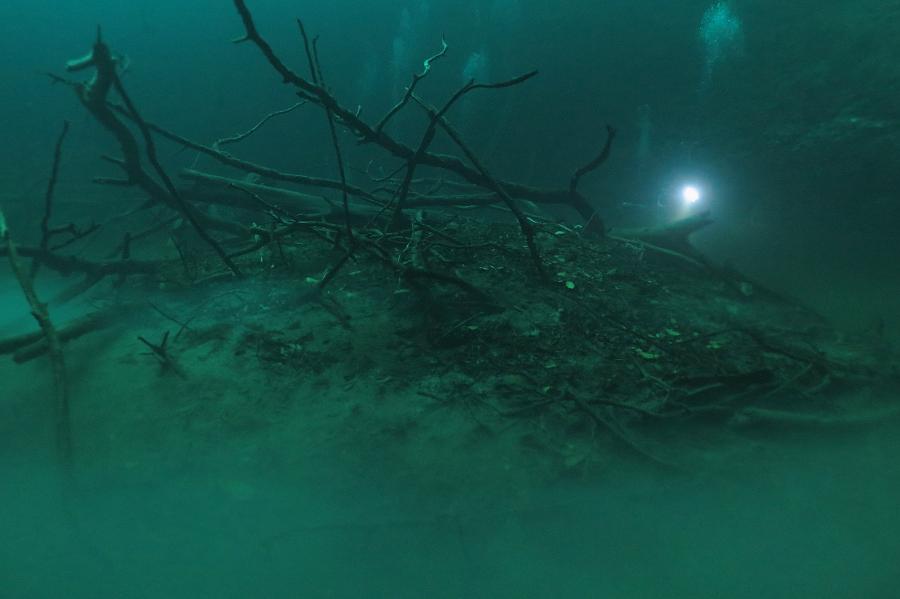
(1, 2, 895, 477)
(31, 1, 619, 294)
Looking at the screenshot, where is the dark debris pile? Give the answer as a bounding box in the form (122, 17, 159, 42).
(178, 216, 900, 469)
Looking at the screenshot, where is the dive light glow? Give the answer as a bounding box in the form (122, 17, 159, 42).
(681, 185, 701, 204)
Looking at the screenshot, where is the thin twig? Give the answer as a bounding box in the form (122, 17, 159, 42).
(138, 331, 186, 378)
(31, 120, 70, 279)
(569, 125, 616, 193)
(214, 101, 304, 149)
(417, 96, 545, 278)
(374, 36, 448, 134)
(296, 20, 354, 245)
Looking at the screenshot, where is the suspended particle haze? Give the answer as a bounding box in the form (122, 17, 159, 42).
(461, 50, 490, 83)
(390, 8, 413, 96)
(490, 0, 523, 28)
(635, 103, 653, 176)
(698, 1, 744, 91)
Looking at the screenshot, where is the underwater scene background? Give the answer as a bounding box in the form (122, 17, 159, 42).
(1, 1, 899, 597)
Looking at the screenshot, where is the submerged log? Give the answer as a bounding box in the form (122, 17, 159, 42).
(0, 309, 120, 363)
(611, 211, 714, 256)
(180, 168, 388, 226)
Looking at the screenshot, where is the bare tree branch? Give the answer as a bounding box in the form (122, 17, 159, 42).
(229, 0, 614, 228)
(0, 210, 72, 470)
(570, 124, 617, 193)
(214, 101, 305, 150)
(58, 31, 244, 275)
(31, 120, 70, 278)
(374, 36, 448, 134)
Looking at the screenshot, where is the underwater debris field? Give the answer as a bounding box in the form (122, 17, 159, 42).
(4, 206, 900, 481)
(3, 214, 900, 598)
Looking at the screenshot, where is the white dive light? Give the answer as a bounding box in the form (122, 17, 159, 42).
(681, 185, 701, 204)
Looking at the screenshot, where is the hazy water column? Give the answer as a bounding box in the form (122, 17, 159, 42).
(698, 1, 745, 95)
